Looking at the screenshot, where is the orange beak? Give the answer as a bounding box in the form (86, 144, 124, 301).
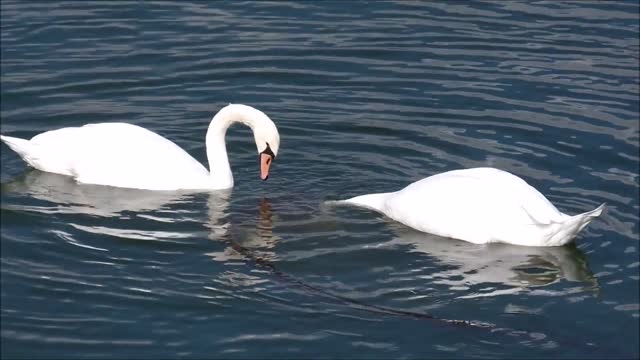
(260, 153, 273, 181)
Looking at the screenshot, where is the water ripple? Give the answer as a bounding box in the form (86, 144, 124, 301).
(1, 0, 638, 358)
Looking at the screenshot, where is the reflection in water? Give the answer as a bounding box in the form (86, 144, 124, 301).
(205, 196, 281, 263)
(2, 169, 596, 298)
(386, 224, 598, 297)
(0, 169, 597, 338)
(1, 169, 234, 244)
(1, 169, 277, 254)
(1, 169, 196, 217)
(0, 169, 597, 321)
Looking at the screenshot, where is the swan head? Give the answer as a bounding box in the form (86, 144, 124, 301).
(208, 103, 281, 182)
(254, 117, 280, 181)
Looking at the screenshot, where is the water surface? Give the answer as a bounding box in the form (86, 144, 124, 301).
(1, 1, 638, 358)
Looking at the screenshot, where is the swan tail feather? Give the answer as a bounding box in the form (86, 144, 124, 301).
(549, 203, 606, 246)
(325, 193, 390, 213)
(574, 202, 607, 231)
(1, 135, 33, 161)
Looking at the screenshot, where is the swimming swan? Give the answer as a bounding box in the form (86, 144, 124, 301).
(332, 167, 605, 247)
(0, 104, 280, 191)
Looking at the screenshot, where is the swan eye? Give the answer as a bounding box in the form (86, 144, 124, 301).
(261, 143, 276, 159)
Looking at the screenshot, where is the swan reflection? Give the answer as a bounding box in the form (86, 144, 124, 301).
(1, 169, 233, 244)
(2, 170, 277, 258)
(385, 225, 598, 296)
(205, 197, 280, 263)
(1, 169, 198, 217)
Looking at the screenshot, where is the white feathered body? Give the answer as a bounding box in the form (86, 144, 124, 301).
(341, 168, 605, 246)
(1, 123, 213, 190)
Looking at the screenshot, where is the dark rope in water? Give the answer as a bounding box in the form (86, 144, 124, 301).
(226, 236, 493, 329)
(226, 237, 638, 358)
(216, 200, 631, 357)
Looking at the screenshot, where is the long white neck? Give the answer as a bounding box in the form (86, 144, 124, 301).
(205, 104, 262, 189)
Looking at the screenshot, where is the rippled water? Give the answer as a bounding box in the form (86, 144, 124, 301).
(1, 1, 638, 358)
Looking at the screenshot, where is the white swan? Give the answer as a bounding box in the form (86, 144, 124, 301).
(0, 104, 280, 191)
(333, 167, 605, 247)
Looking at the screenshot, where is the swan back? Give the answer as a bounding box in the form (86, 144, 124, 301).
(22, 123, 211, 190)
(383, 168, 568, 244)
(336, 167, 603, 246)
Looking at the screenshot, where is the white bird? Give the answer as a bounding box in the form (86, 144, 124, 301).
(0, 104, 280, 191)
(332, 167, 605, 247)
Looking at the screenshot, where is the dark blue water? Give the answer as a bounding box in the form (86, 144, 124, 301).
(1, 1, 638, 358)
